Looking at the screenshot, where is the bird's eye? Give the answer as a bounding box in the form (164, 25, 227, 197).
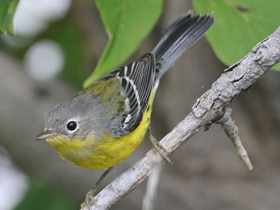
(66, 121, 78, 131)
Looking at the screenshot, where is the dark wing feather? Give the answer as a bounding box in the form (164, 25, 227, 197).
(101, 52, 156, 136)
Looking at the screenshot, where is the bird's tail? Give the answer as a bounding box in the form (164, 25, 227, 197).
(153, 12, 214, 79)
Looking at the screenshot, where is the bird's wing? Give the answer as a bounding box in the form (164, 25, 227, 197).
(101, 52, 156, 136)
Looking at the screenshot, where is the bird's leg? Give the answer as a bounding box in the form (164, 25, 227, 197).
(81, 167, 113, 209)
(148, 127, 173, 164)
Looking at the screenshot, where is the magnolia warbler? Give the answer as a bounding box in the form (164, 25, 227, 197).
(36, 11, 214, 205)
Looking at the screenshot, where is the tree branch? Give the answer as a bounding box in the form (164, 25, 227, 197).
(84, 26, 280, 209)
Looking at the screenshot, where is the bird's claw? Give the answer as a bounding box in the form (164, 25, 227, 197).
(81, 189, 100, 210)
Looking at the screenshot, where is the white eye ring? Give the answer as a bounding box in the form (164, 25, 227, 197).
(66, 120, 79, 132)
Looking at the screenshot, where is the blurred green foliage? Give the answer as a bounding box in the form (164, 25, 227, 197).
(0, 0, 19, 35)
(84, 0, 164, 87)
(1, 16, 87, 89)
(15, 179, 78, 210)
(194, 0, 280, 70)
(40, 17, 87, 88)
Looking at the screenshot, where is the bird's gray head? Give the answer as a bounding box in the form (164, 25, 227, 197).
(40, 93, 107, 139)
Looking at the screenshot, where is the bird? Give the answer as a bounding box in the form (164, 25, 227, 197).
(35, 11, 214, 206)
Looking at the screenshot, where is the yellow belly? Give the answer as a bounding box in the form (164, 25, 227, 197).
(48, 90, 155, 170)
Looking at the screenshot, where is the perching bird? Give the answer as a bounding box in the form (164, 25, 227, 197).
(36, 11, 214, 206)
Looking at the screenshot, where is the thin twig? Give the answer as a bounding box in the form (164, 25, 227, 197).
(216, 107, 253, 170)
(142, 164, 163, 210)
(232, 135, 253, 170)
(83, 26, 280, 209)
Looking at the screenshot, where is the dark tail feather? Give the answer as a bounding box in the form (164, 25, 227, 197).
(153, 11, 214, 79)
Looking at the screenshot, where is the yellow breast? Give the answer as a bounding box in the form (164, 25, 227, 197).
(47, 90, 155, 170)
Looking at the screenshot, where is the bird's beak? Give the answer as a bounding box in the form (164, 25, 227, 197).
(35, 129, 58, 141)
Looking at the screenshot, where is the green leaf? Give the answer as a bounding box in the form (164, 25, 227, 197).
(194, 0, 280, 70)
(15, 179, 78, 210)
(0, 0, 19, 35)
(84, 0, 163, 87)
